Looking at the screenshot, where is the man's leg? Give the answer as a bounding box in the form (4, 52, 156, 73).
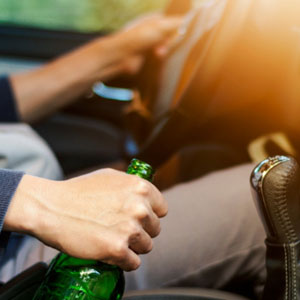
(125, 163, 266, 298)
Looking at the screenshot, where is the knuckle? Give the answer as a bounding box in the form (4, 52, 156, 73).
(134, 202, 150, 219)
(113, 240, 128, 259)
(129, 231, 142, 245)
(124, 220, 140, 235)
(135, 180, 151, 196)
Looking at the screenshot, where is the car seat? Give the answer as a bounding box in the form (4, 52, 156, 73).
(0, 262, 249, 300)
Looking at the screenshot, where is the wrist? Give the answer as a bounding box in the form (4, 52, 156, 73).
(3, 174, 58, 236)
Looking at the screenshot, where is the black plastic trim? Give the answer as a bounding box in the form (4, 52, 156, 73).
(0, 24, 107, 59)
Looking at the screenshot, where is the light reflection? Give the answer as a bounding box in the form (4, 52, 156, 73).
(93, 82, 133, 102)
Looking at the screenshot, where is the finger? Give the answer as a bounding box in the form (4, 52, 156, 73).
(158, 17, 184, 36)
(122, 13, 162, 31)
(153, 34, 182, 57)
(118, 249, 141, 272)
(147, 183, 168, 218)
(132, 178, 168, 218)
(100, 231, 142, 271)
(104, 248, 141, 272)
(135, 200, 161, 237)
(129, 228, 153, 254)
(143, 210, 161, 238)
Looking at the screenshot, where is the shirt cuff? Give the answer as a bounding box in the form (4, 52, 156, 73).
(0, 169, 24, 232)
(0, 76, 20, 122)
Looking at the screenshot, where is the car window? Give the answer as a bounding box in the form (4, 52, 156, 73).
(0, 0, 168, 33)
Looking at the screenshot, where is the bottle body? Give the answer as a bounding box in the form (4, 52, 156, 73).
(33, 159, 154, 300)
(33, 253, 124, 300)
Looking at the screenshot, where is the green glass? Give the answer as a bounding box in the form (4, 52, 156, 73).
(126, 158, 154, 181)
(33, 159, 154, 300)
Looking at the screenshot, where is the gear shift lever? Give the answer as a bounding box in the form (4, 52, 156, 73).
(250, 155, 300, 300)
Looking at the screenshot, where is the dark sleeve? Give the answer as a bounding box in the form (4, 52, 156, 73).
(0, 169, 24, 260)
(0, 169, 24, 232)
(0, 76, 20, 122)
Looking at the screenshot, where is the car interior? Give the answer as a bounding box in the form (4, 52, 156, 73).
(0, 0, 299, 299)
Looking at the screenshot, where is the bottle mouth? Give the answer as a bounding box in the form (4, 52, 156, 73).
(127, 158, 155, 182)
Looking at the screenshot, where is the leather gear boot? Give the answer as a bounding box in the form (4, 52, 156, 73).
(250, 155, 300, 300)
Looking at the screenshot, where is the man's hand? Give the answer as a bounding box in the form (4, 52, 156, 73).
(4, 169, 167, 271)
(106, 14, 183, 75)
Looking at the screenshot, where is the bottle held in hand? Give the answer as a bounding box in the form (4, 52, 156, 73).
(33, 159, 154, 300)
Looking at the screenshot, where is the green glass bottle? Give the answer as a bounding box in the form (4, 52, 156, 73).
(33, 159, 154, 300)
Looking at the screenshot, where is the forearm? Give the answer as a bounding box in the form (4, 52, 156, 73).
(10, 36, 126, 123)
(9, 15, 181, 123)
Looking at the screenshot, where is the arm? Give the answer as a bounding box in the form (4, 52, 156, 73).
(10, 15, 181, 123)
(3, 168, 167, 271)
(0, 77, 19, 122)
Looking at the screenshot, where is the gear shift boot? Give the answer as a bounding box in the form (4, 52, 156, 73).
(251, 156, 300, 300)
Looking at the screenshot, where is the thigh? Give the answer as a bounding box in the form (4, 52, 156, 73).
(125, 163, 266, 295)
(0, 123, 63, 179)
